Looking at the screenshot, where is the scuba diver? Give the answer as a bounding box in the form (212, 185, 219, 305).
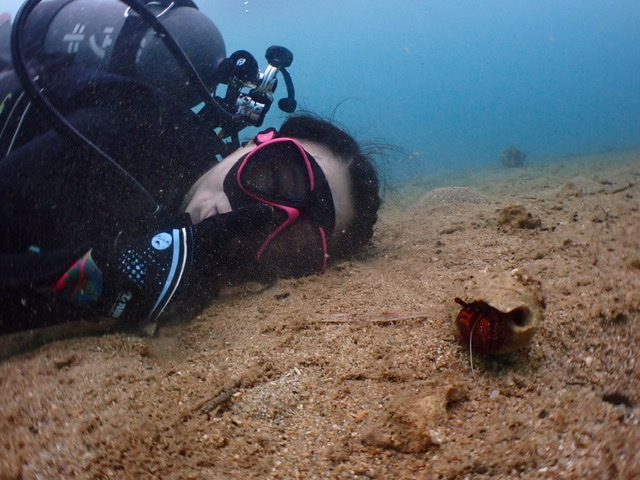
(0, 0, 381, 335)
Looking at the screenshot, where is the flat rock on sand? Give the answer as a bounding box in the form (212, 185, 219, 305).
(555, 175, 606, 197)
(414, 186, 489, 207)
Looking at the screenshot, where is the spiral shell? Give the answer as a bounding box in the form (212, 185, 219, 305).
(455, 269, 544, 355)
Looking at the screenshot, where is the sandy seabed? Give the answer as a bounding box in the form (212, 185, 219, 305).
(1, 149, 639, 480)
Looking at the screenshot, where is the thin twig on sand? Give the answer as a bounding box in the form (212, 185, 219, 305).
(320, 312, 431, 325)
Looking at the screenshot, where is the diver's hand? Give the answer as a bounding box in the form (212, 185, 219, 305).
(54, 205, 275, 330)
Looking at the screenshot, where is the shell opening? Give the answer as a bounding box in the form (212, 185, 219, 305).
(507, 307, 531, 327)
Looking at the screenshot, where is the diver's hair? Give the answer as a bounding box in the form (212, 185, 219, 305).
(277, 113, 381, 262)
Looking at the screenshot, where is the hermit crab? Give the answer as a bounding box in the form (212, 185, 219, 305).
(454, 270, 544, 370)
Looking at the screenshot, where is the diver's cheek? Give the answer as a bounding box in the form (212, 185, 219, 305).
(187, 192, 233, 224)
(209, 193, 232, 217)
(185, 191, 213, 224)
(185, 202, 206, 225)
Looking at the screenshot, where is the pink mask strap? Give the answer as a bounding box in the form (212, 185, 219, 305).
(254, 129, 277, 145)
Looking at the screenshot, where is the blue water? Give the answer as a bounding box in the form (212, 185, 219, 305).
(202, 0, 640, 181)
(4, 0, 640, 181)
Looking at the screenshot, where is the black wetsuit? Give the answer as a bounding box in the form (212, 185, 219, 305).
(0, 67, 222, 333)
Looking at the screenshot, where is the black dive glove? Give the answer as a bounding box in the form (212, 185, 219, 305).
(54, 205, 275, 332)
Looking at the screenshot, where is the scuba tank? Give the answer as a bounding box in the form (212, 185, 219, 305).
(8, 0, 226, 107)
(26, 0, 226, 107)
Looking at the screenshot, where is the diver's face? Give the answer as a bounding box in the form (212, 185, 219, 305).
(183, 139, 354, 233)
